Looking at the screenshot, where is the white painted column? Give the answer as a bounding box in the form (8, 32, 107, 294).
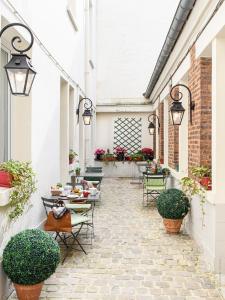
(178, 82, 188, 176)
(164, 98, 169, 166)
(60, 79, 70, 184)
(212, 38, 225, 200)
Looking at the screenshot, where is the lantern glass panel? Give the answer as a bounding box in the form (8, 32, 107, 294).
(6, 68, 28, 95)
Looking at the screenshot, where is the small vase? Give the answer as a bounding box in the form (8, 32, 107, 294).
(14, 282, 44, 300)
(117, 153, 124, 161)
(95, 154, 103, 161)
(69, 158, 74, 164)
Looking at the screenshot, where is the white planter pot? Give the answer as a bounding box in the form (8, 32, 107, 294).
(0, 187, 13, 206)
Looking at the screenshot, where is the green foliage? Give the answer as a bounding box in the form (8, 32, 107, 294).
(69, 149, 77, 159)
(0, 160, 36, 220)
(181, 176, 206, 226)
(3, 229, 60, 285)
(162, 168, 170, 176)
(191, 166, 211, 178)
(156, 188, 190, 219)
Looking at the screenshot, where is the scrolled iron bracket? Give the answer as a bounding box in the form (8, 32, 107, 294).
(76, 97, 93, 123)
(0, 23, 34, 54)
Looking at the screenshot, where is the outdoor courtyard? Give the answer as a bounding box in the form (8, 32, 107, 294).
(9, 178, 222, 300)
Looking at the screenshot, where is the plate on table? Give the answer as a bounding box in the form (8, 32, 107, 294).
(67, 194, 80, 199)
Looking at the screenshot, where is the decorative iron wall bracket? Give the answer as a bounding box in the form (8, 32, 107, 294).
(148, 113, 160, 135)
(76, 97, 93, 125)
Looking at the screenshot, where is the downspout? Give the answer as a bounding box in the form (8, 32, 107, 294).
(143, 0, 196, 101)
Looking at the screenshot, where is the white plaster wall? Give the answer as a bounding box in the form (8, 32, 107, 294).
(0, 0, 97, 298)
(96, 112, 153, 155)
(96, 0, 179, 103)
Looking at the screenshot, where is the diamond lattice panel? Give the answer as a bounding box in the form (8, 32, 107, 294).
(114, 117, 142, 154)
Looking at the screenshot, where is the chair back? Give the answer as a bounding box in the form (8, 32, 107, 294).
(86, 166, 102, 173)
(143, 174, 166, 189)
(41, 197, 56, 216)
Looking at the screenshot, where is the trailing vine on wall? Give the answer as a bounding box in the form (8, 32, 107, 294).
(0, 160, 36, 220)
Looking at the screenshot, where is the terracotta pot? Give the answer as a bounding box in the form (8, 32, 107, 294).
(163, 218, 183, 234)
(200, 177, 212, 190)
(69, 158, 74, 164)
(0, 171, 12, 188)
(14, 282, 43, 300)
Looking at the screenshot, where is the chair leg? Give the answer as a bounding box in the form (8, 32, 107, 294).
(71, 231, 87, 255)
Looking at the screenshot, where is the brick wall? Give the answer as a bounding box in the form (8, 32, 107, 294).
(168, 91, 179, 170)
(188, 46, 212, 172)
(158, 102, 164, 163)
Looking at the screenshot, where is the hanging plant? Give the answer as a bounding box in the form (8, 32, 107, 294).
(180, 176, 206, 226)
(0, 160, 36, 220)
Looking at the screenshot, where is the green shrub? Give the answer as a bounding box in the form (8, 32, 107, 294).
(3, 229, 60, 285)
(156, 188, 190, 219)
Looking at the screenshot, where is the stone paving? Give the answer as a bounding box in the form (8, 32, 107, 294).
(11, 178, 222, 300)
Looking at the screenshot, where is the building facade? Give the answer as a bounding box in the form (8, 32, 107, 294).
(0, 0, 96, 298)
(144, 0, 225, 277)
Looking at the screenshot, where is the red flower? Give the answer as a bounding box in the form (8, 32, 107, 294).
(141, 148, 153, 155)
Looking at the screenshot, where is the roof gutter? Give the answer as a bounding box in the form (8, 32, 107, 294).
(143, 0, 196, 100)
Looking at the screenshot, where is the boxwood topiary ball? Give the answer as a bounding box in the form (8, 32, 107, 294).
(3, 229, 60, 285)
(156, 188, 190, 219)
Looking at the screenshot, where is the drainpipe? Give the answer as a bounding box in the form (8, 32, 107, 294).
(143, 0, 196, 101)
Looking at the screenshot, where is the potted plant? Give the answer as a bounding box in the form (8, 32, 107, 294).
(131, 152, 144, 161)
(94, 148, 105, 161)
(162, 167, 171, 176)
(69, 149, 77, 164)
(114, 146, 127, 161)
(141, 148, 154, 161)
(75, 167, 81, 176)
(103, 153, 116, 161)
(0, 160, 36, 220)
(181, 176, 207, 226)
(156, 188, 190, 234)
(3, 229, 60, 300)
(191, 166, 211, 190)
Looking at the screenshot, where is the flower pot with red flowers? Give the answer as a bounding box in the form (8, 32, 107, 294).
(94, 148, 105, 161)
(156, 189, 190, 234)
(141, 148, 154, 161)
(114, 146, 127, 161)
(191, 166, 212, 190)
(3, 229, 60, 300)
(69, 149, 77, 164)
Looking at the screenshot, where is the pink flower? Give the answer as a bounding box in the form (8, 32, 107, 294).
(114, 146, 127, 154)
(94, 148, 105, 155)
(141, 148, 154, 155)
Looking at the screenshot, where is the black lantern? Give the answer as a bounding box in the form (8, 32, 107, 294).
(148, 113, 160, 135)
(148, 121, 155, 135)
(0, 23, 36, 96)
(170, 101, 185, 125)
(4, 54, 36, 96)
(169, 84, 194, 125)
(76, 97, 93, 125)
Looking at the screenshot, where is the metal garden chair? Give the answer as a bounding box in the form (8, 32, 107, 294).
(143, 173, 167, 206)
(42, 197, 91, 262)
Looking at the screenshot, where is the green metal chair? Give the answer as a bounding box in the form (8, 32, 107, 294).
(143, 174, 167, 206)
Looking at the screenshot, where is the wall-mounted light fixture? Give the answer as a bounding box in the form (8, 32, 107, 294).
(76, 97, 93, 125)
(0, 23, 36, 96)
(169, 84, 195, 125)
(148, 113, 160, 135)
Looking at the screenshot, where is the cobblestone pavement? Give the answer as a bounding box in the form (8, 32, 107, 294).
(10, 178, 222, 300)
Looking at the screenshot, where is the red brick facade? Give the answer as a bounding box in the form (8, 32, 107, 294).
(158, 103, 164, 164)
(188, 47, 212, 172)
(168, 92, 179, 170)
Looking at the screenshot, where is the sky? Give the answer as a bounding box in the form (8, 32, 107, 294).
(97, 0, 181, 100)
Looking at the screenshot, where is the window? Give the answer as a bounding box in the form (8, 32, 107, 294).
(0, 48, 10, 162)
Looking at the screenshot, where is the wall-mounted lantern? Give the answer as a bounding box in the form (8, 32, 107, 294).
(76, 97, 93, 125)
(148, 113, 160, 135)
(0, 23, 36, 96)
(169, 84, 195, 125)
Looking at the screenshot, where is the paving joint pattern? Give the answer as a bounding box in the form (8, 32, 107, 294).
(9, 178, 223, 300)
